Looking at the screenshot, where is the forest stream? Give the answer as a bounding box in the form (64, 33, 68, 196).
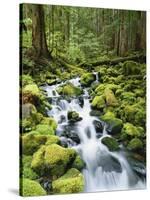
(42, 74, 146, 192)
(20, 4, 146, 196)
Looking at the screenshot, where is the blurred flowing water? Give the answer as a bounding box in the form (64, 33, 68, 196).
(42, 76, 146, 192)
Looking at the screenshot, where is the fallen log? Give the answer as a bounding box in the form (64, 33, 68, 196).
(79, 54, 146, 68)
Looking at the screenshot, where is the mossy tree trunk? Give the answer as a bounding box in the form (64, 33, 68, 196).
(31, 4, 50, 59)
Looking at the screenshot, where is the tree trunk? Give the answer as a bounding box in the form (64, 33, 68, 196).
(31, 4, 50, 58)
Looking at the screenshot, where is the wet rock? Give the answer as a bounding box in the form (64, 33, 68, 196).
(93, 120, 103, 133)
(67, 111, 82, 123)
(78, 96, 84, 107)
(89, 110, 102, 117)
(101, 136, 120, 151)
(61, 125, 80, 144)
(100, 111, 123, 135)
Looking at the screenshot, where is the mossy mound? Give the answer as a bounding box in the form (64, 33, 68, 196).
(67, 111, 82, 122)
(21, 178, 46, 197)
(91, 95, 105, 110)
(100, 111, 123, 135)
(31, 144, 76, 177)
(22, 83, 51, 114)
(35, 124, 55, 135)
(57, 83, 83, 96)
(52, 168, 84, 194)
(21, 104, 44, 133)
(120, 92, 136, 104)
(127, 138, 143, 151)
(21, 74, 34, 87)
(41, 117, 57, 130)
(121, 123, 144, 140)
(23, 84, 41, 96)
(121, 102, 146, 127)
(122, 61, 140, 75)
(104, 88, 118, 106)
(45, 135, 60, 145)
(72, 155, 85, 171)
(80, 73, 96, 86)
(101, 136, 120, 151)
(22, 133, 48, 155)
(21, 155, 38, 180)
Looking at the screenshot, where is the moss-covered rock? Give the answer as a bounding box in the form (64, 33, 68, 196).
(21, 104, 44, 133)
(52, 168, 84, 194)
(72, 155, 85, 171)
(104, 88, 118, 106)
(21, 155, 38, 180)
(91, 95, 105, 110)
(23, 84, 41, 97)
(57, 83, 83, 96)
(31, 144, 76, 177)
(41, 117, 57, 130)
(45, 135, 60, 145)
(122, 61, 140, 75)
(120, 92, 136, 103)
(22, 133, 48, 155)
(121, 123, 144, 140)
(35, 124, 55, 135)
(67, 111, 82, 122)
(127, 138, 143, 151)
(95, 84, 106, 96)
(80, 73, 96, 86)
(100, 111, 123, 134)
(101, 136, 120, 151)
(21, 178, 46, 196)
(21, 74, 34, 87)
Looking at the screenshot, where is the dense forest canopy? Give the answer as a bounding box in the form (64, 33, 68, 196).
(21, 4, 146, 64)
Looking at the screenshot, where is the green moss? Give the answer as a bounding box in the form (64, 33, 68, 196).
(95, 84, 106, 95)
(91, 95, 105, 110)
(67, 111, 82, 122)
(31, 144, 76, 177)
(23, 84, 40, 97)
(57, 83, 83, 96)
(21, 155, 38, 180)
(52, 168, 84, 194)
(35, 124, 55, 135)
(80, 73, 96, 86)
(127, 138, 143, 151)
(100, 111, 116, 120)
(72, 155, 85, 171)
(121, 92, 136, 103)
(21, 178, 46, 196)
(104, 88, 118, 106)
(101, 136, 120, 151)
(100, 111, 123, 134)
(121, 123, 144, 140)
(45, 135, 60, 145)
(21, 75, 34, 88)
(41, 117, 57, 130)
(122, 61, 140, 75)
(121, 102, 146, 126)
(22, 133, 47, 155)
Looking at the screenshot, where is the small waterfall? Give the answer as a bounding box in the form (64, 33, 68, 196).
(44, 76, 146, 192)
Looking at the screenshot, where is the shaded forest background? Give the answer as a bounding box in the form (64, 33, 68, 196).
(20, 4, 146, 66)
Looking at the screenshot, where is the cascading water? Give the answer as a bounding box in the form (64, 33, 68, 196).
(43, 76, 146, 192)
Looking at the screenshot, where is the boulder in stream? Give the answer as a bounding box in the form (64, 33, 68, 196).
(52, 168, 84, 194)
